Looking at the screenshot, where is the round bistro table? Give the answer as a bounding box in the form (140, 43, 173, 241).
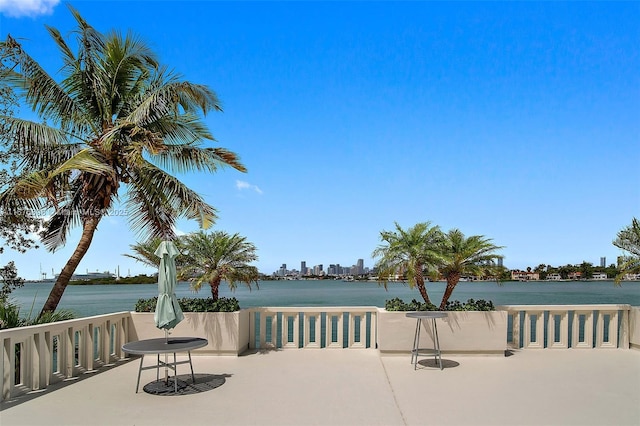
(122, 337, 208, 393)
(405, 312, 448, 370)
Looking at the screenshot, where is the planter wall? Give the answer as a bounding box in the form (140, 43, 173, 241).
(377, 309, 507, 355)
(129, 310, 250, 356)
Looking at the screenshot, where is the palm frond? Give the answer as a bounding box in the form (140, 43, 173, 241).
(125, 72, 221, 128)
(103, 30, 158, 119)
(147, 113, 213, 144)
(124, 237, 163, 268)
(1, 36, 86, 132)
(151, 145, 246, 174)
(124, 162, 217, 239)
(45, 25, 76, 71)
(52, 148, 114, 176)
(39, 190, 84, 251)
(1, 116, 70, 152)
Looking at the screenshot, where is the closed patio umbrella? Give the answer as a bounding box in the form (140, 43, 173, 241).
(154, 240, 184, 389)
(154, 240, 184, 333)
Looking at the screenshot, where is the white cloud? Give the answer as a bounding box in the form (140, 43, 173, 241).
(236, 180, 263, 195)
(0, 0, 60, 18)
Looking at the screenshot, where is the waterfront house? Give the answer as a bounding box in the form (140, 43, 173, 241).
(510, 270, 540, 281)
(546, 273, 562, 281)
(568, 271, 582, 280)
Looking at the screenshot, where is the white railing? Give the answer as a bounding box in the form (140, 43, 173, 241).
(499, 305, 631, 349)
(1, 312, 130, 401)
(249, 307, 377, 349)
(1, 304, 636, 401)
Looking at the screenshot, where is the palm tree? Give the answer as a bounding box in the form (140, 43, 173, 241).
(438, 229, 503, 310)
(124, 237, 166, 269)
(579, 261, 594, 280)
(178, 231, 259, 301)
(613, 218, 640, 284)
(372, 222, 444, 305)
(0, 7, 246, 316)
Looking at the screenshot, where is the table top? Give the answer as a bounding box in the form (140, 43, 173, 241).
(122, 337, 208, 355)
(405, 311, 448, 319)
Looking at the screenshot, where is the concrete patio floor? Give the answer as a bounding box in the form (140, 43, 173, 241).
(1, 349, 639, 426)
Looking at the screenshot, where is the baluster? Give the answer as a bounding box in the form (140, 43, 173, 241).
(349, 313, 366, 348)
(303, 312, 321, 348)
(326, 312, 343, 348)
(571, 310, 593, 348)
(596, 310, 618, 349)
(510, 311, 521, 348)
(524, 310, 544, 348)
(547, 310, 568, 349)
(282, 313, 298, 348)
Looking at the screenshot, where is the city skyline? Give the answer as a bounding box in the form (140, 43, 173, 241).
(0, 2, 637, 281)
(271, 255, 614, 277)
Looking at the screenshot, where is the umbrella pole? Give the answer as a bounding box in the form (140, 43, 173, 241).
(164, 329, 169, 385)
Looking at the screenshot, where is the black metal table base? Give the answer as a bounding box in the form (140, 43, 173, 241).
(143, 378, 189, 395)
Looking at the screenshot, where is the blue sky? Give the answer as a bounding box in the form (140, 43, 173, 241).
(1, 1, 638, 280)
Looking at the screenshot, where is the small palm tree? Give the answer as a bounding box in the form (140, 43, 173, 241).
(178, 231, 259, 301)
(372, 222, 444, 305)
(124, 237, 166, 269)
(438, 229, 503, 310)
(613, 218, 640, 284)
(0, 7, 245, 316)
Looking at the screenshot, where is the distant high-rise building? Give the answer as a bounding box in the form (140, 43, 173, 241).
(498, 258, 503, 267)
(357, 259, 364, 274)
(279, 264, 287, 276)
(301, 261, 307, 275)
(600, 257, 606, 268)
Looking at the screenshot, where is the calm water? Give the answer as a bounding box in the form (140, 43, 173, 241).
(9, 279, 640, 318)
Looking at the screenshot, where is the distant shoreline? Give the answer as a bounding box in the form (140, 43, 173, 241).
(22, 278, 638, 286)
(24, 275, 158, 285)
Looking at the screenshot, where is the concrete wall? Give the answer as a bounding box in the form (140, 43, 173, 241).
(129, 310, 250, 356)
(377, 309, 507, 355)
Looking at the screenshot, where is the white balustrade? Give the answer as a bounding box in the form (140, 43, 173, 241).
(1, 304, 634, 402)
(499, 305, 631, 350)
(1, 312, 130, 401)
(249, 307, 377, 350)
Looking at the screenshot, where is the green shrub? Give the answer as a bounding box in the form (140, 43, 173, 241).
(0, 300, 75, 330)
(385, 297, 494, 311)
(134, 296, 240, 313)
(0, 301, 25, 329)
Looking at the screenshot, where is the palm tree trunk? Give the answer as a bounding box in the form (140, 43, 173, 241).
(415, 277, 432, 305)
(414, 263, 432, 305)
(210, 277, 221, 301)
(40, 217, 100, 316)
(439, 272, 460, 310)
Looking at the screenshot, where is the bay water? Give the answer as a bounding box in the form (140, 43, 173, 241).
(9, 279, 640, 319)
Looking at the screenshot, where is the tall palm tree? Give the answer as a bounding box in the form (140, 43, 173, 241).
(438, 229, 503, 310)
(178, 231, 259, 301)
(0, 7, 246, 316)
(372, 222, 444, 305)
(613, 218, 640, 284)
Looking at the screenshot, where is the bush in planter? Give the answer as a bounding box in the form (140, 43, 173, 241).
(134, 296, 240, 313)
(385, 297, 494, 311)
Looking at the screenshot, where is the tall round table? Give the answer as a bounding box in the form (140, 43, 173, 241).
(122, 337, 208, 393)
(405, 312, 448, 370)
